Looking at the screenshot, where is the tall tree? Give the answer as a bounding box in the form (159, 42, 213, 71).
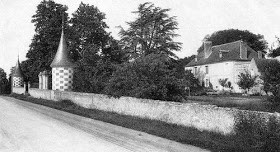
(0, 68, 9, 94)
(260, 60, 280, 103)
(268, 37, 280, 58)
(197, 29, 268, 53)
(119, 2, 181, 59)
(70, 3, 127, 93)
(23, 0, 68, 83)
(69, 2, 110, 61)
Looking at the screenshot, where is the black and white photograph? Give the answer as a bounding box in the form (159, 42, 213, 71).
(0, 0, 280, 151)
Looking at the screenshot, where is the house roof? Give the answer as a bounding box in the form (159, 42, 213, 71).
(13, 58, 23, 77)
(186, 40, 258, 67)
(50, 29, 75, 68)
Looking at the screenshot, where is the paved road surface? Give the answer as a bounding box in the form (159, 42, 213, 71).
(0, 96, 209, 152)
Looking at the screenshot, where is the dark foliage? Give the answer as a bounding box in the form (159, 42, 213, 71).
(119, 2, 182, 59)
(70, 3, 127, 93)
(73, 59, 116, 94)
(69, 2, 110, 61)
(105, 54, 190, 102)
(0, 68, 10, 94)
(176, 55, 196, 75)
(235, 112, 280, 152)
(197, 29, 268, 53)
(22, 0, 69, 83)
(260, 60, 280, 103)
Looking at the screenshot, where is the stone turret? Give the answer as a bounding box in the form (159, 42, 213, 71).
(50, 26, 75, 91)
(13, 57, 23, 87)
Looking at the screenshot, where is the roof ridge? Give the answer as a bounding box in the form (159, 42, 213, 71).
(211, 40, 242, 48)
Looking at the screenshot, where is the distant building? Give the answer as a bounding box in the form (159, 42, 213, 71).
(185, 40, 264, 93)
(50, 25, 75, 91)
(12, 57, 24, 87)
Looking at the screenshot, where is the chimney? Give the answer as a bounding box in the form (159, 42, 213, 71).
(204, 41, 212, 58)
(240, 41, 247, 59)
(258, 51, 263, 59)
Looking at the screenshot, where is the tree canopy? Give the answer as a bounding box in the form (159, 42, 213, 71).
(104, 3, 200, 102)
(23, 0, 68, 83)
(260, 60, 280, 102)
(119, 2, 181, 59)
(18, 1, 202, 102)
(0, 68, 10, 94)
(69, 2, 110, 61)
(105, 54, 187, 102)
(71, 3, 127, 93)
(197, 29, 268, 53)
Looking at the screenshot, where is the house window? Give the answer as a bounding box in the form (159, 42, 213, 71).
(205, 66, 209, 74)
(194, 67, 197, 75)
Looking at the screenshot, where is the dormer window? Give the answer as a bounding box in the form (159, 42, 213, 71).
(219, 50, 229, 58)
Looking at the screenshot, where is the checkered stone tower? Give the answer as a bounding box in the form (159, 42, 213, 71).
(50, 26, 75, 91)
(13, 57, 24, 87)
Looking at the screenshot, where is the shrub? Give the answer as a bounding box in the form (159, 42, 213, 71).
(105, 54, 188, 102)
(60, 100, 77, 108)
(235, 112, 280, 151)
(260, 60, 280, 103)
(237, 70, 257, 94)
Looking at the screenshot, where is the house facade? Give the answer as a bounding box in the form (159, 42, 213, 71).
(186, 40, 264, 93)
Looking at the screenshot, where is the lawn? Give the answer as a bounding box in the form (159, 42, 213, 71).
(185, 95, 280, 113)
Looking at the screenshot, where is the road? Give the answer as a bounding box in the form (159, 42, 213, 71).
(0, 96, 209, 152)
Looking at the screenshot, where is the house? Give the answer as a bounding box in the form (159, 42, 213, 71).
(185, 40, 264, 93)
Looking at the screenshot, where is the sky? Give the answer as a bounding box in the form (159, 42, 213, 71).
(0, 0, 280, 76)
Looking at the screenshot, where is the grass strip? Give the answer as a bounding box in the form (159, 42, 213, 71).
(186, 96, 280, 113)
(9, 93, 276, 152)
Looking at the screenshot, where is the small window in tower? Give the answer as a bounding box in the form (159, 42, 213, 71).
(205, 66, 209, 74)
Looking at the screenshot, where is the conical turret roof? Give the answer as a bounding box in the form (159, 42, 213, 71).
(50, 29, 75, 68)
(13, 57, 23, 77)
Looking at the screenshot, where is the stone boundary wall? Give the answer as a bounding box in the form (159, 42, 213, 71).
(29, 89, 54, 100)
(13, 88, 280, 136)
(12, 87, 25, 94)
